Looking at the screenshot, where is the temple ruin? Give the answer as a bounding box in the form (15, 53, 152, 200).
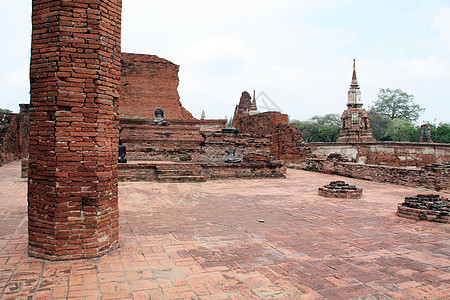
(0, 1, 448, 263)
(337, 59, 375, 143)
(116, 54, 286, 182)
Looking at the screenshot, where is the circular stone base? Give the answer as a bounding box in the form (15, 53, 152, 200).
(318, 181, 363, 199)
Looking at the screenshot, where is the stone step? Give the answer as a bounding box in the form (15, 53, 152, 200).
(155, 163, 206, 183)
(156, 169, 203, 176)
(157, 175, 206, 183)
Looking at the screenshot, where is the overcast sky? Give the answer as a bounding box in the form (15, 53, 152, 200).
(1, 0, 449, 123)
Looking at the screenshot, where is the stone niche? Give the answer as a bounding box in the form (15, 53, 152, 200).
(397, 194, 449, 223)
(318, 181, 363, 199)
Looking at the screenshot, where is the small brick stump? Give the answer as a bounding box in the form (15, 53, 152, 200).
(318, 181, 363, 199)
(397, 194, 449, 223)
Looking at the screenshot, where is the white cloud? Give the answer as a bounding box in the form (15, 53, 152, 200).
(176, 36, 247, 64)
(0, 67, 29, 89)
(431, 8, 450, 50)
(398, 57, 449, 79)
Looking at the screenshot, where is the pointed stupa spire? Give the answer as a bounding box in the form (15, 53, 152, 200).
(201, 110, 205, 120)
(347, 59, 363, 108)
(350, 59, 359, 89)
(249, 90, 258, 115)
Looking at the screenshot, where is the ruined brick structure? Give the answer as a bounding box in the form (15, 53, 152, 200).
(118, 128, 285, 182)
(120, 53, 194, 121)
(28, 0, 121, 260)
(420, 124, 434, 143)
(309, 142, 450, 167)
(397, 194, 449, 223)
(232, 91, 257, 118)
(0, 104, 30, 166)
(318, 181, 363, 199)
(337, 60, 375, 143)
(301, 159, 449, 191)
(232, 102, 311, 162)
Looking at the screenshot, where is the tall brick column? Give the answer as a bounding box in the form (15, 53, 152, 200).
(28, 0, 122, 260)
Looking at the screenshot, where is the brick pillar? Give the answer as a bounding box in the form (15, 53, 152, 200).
(28, 0, 122, 260)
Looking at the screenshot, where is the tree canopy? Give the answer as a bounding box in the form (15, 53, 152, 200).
(0, 108, 12, 114)
(291, 114, 340, 142)
(369, 88, 424, 123)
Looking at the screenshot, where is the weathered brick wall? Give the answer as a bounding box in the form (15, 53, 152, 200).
(120, 53, 194, 121)
(233, 111, 311, 162)
(0, 105, 30, 166)
(300, 159, 449, 191)
(120, 122, 275, 163)
(309, 142, 450, 167)
(202, 131, 274, 162)
(117, 161, 286, 182)
(120, 123, 204, 161)
(28, 0, 121, 260)
(233, 111, 289, 135)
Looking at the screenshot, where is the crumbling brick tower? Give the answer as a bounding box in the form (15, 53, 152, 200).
(28, 0, 122, 260)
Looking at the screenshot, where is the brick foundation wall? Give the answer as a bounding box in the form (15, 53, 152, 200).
(117, 161, 286, 182)
(299, 159, 449, 192)
(120, 123, 204, 161)
(202, 131, 274, 163)
(309, 142, 450, 167)
(233, 111, 311, 162)
(120, 53, 194, 120)
(120, 122, 275, 164)
(28, 0, 121, 260)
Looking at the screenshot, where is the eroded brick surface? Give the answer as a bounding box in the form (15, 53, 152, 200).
(27, 0, 122, 260)
(1, 161, 450, 299)
(0, 105, 30, 166)
(120, 53, 194, 121)
(301, 159, 449, 192)
(309, 142, 450, 168)
(233, 111, 312, 162)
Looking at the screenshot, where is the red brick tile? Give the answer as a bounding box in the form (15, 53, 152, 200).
(2, 162, 450, 300)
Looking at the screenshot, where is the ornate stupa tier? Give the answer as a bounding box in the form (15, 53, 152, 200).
(347, 59, 363, 108)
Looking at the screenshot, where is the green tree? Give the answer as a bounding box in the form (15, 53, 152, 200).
(370, 88, 425, 123)
(292, 114, 340, 142)
(368, 111, 392, 141)
(381, 119, 420, 142)
(0, 108, 12, 114)
(430, 122, 450, 143)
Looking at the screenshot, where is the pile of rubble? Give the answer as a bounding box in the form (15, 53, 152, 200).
(318, 181, 363, 199)
(397, 194, 449, 223)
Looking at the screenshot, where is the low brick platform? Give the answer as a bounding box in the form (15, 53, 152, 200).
(2, 161, 450, 299)
(318, 181, 363, 199)
(118, 160, 286, 182)
(397, 194, 449, 223)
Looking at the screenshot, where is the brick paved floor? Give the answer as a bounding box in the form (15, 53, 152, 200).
(0, 160, 449, 299)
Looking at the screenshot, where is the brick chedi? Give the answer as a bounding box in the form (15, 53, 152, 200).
(28, 0, 122, 260)
(232, 92, 311, 162)
(120, 53, 194, 121)
(337, 60, 375, 143)
(419, 124, 434, 142)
